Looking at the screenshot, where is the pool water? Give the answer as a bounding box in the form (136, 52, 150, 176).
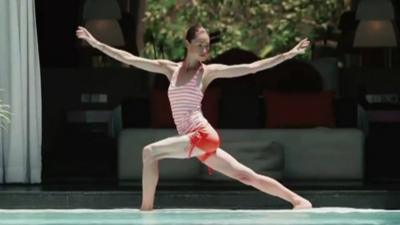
(0, 207, 399, 225)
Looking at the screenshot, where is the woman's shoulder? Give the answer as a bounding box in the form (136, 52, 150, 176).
(157, 60, 180, 80)
(202, 63, 223, 77)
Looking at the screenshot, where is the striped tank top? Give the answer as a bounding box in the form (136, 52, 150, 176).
(168, 64, 209, 135)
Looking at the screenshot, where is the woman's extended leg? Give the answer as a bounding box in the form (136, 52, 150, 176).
(201, 148, 312, 209)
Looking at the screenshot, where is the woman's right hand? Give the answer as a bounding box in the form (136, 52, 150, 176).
(288, 38, 310, 56)
(76, 26, 100, 48)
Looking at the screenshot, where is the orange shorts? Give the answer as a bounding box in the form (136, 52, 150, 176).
(186, 122, 220, 168)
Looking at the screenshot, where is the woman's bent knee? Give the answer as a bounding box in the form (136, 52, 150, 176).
(142, 145, 155, 163)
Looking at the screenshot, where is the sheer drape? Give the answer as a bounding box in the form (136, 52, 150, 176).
(0, 0, 42, 183)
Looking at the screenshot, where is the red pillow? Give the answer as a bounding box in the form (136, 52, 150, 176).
(263, 90, 335, 128)
(150, 89, 175, 128)
(202, 87, 221, 128)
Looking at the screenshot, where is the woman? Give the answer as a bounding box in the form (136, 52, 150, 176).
(76, 24, 312, 211)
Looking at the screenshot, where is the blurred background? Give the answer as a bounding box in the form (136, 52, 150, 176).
(29, 0, 400, 190)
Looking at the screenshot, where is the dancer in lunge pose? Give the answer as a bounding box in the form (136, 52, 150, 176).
(76, 24, 312, 211)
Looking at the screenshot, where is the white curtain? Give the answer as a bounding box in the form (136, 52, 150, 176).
(0, 0, 42, 183)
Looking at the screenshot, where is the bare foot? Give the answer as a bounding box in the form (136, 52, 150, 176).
(292, 197, 313, 210)
(140, 205, 154, 211)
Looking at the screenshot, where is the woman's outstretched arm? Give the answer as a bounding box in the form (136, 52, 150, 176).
(76, 26, 177, 78)
(205, 38, 310, 81)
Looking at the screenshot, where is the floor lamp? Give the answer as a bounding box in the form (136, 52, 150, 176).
(82, 0, 125, 67)
(353, 0, 398, 68)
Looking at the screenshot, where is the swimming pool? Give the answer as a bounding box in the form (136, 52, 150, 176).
(0, 207, 399, 225)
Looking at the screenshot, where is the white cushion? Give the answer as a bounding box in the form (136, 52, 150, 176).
(217, 128, 364, 180)
(118, 127, 364, 181)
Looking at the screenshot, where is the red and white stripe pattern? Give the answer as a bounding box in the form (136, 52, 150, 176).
(168, 67, 208, 135)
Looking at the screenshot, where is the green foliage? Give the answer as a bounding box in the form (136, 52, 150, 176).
(142, 0, 345, 61)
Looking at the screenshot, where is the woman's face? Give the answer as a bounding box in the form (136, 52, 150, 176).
(186, 28, 210, 62)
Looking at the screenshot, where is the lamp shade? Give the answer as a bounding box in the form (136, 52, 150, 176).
(83, 19, 125, 46)
(355, 0, 395, 20)
(353, 20, 397, 47)
(83, 0, 122, 20)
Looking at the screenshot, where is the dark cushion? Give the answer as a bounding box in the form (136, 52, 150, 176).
(150, 89, 175, 128)
(254, 59, 323, 93)
(202, 87, 221, 128)
(121, 97, 150, 128)
(219, 94, 264, 128)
